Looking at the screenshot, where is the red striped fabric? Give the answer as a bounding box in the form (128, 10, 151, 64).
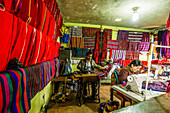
(0, 11, 13, 72)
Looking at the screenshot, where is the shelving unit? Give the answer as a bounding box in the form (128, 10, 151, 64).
(144, 36, 170, 100)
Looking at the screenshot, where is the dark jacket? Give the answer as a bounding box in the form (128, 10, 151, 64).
(119, 66, 141, 83)
(77, 59, 101, 73)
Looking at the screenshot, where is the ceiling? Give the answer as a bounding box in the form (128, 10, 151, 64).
(56, 0, 170, 29)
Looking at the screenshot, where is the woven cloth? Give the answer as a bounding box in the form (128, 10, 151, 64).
(69, 26, 82, 37)
(125, 51, 139, 60)
(107, 40, 119, 50)
(117, 30, 149, 42)
(138, 42, 150, 52)
(118, 41, 128, 50)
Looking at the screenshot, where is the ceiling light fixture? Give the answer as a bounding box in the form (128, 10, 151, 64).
(132, 7, 139, 21)
(115, 18, 122, 22)
(92, 4, 97, 9)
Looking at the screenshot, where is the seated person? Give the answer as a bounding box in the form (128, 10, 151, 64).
(77, 51, 105, 97)
(112, 60, 143, 107)
(77, 51, 105, 73)
(119, 60, 143, 84)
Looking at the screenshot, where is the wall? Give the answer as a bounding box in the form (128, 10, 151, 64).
(28, 82, 52, 113)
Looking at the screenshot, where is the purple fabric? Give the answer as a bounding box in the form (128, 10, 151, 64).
(161, 30, 168, 58)
(138, 42, 150, 52)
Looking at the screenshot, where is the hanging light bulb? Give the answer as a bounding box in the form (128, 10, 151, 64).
(132, 7, 139, 21)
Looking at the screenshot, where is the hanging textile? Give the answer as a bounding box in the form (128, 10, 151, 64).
(0, 10, 14, 72)
(117, 30, 149, 42)
(107, 40, 119, 50)
(128, 42, 139, 51)
(158, 31, 164, 45)
(94, 31, 108, 64)
(161, 30, 168, 58)
(82, 27, 101, 49)
(83, 37, 95, 48)
(138, 42, 150, 52)
(68, 37, 84, 48)
(165, 13, 170, 28)
(11, 18, 27, 62)
(72, 48, 89, 58)
(126, 51, 139, 60)
(69, 26, 82, 37)
(110, 50, 126, 60)
(118, 41, 128, 50)
(104, 29, 112, 40)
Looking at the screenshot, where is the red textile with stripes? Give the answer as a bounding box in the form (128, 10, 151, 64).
(20, 24, 33, 66)
(42, 8, 50, 35)
(37, 33, 46, 63)
(19, 0, 30, 22)
(29, 0, 38, 28)
(0, 0, 13, 11)
(0, 11, 13, 72)
(11, 18, 27, 62)
(24, 28, 36, 66)
(28, 29, 41, 65)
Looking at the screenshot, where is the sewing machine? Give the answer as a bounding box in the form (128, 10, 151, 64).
(125, 73, 154, 93)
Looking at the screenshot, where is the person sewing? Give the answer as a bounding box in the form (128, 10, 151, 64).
(77, 51, 105, 98)
(77, 51, 105, 73)
(119, 60, 143, 84)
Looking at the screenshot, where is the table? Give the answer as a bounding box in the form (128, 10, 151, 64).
(110, 85, 166, 107)
(73, 74, 100, 106)
(52, 76, 67, 94)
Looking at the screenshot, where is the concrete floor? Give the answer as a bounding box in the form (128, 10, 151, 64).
(47, 84, 130, 113)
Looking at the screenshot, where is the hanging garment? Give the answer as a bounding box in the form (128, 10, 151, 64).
(166, 13, 170, 28)
(11, 18, 27, 62)
(0, 11, 14, 72)
(158, 31, 164, 45)
(94, 31, 108, 64)
(118, 41, 128, 50)
(161, 30, 168, 58)
(128, 42, 139, 51)
(107, 40, 119, 50)
(138, 42, 150, 52)
(117, 30, 129, 41)
(20, 24, 33, 66)
(110, 50, 126, 60)
(104, 29, 112, 40)
(0, 0, 13, 11)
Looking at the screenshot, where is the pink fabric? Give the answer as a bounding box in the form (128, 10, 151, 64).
(0, 74, 10, 113)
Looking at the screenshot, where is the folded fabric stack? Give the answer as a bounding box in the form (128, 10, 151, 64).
(0, 58, 59, 113)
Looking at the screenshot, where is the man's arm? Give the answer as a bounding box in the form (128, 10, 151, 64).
(92, 60, 105, 70)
